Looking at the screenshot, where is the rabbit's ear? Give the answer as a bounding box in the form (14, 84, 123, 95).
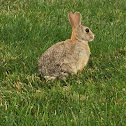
(74, 12, 82, 26)
(68, 11, 75, 27)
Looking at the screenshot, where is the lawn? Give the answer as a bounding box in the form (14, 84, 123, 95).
(0, 0, 126, 126)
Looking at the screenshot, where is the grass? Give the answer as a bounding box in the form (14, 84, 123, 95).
(0, 0, 126, 125)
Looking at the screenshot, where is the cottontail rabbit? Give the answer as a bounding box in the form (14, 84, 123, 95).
(38, 11, 94, 80)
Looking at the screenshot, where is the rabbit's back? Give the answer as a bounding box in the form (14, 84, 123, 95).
(38, 41, 65, 77)
(38, 40, 90, 78)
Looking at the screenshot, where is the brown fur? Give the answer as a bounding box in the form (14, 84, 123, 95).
(38, 11, 94, 80)
(67, 27, 76, 42)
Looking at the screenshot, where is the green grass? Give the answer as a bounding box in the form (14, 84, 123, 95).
(0, 0, 126, 125)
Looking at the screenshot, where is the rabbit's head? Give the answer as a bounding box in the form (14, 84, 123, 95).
(68, 11, 94, 42)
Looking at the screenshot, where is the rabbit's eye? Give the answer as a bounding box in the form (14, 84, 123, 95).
(85, 28, 89, 33)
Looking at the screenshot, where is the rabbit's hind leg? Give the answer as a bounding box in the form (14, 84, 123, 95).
(44, 76, 56, 81)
